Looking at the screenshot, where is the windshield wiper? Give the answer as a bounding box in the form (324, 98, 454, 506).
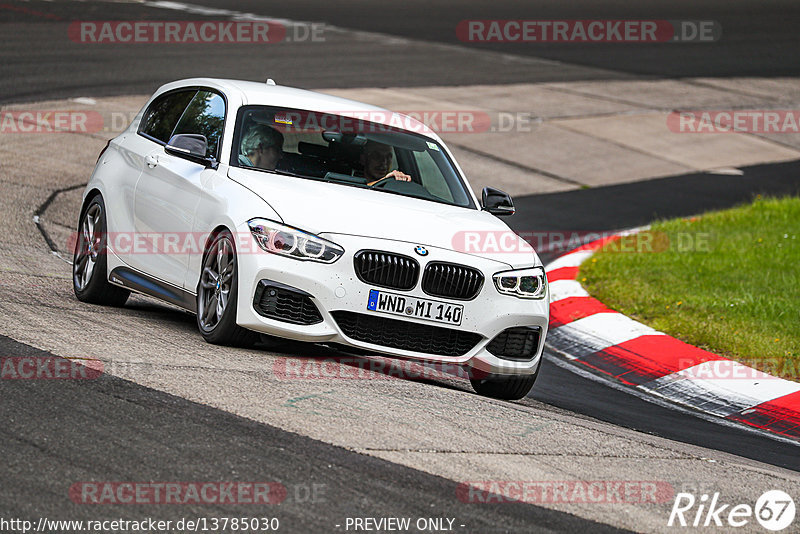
(367, 185, 457, 207)
(322, 172, 369, 186)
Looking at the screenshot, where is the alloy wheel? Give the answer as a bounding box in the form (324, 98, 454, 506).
(198, 235, 235, 331)
(73, 203, 102, 291)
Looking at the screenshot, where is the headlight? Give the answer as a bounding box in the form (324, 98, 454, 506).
(248, 219, 344, 263)
(493, 266, 547, 299)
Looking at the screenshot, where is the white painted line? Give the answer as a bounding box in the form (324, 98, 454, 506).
(617, 225, 650, 237)
(707, 167, 743, 176)
(648, 361, 800, 414)
(548, 279, 589, 302)
(556, 312, 664, 348)
(70, 97, 97, 105)
(545, 249, 594, 271)
(146, 0, 305, 26)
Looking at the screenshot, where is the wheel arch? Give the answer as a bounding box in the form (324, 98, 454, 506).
(79, 188, 103, 219)
(203, 224, 234, 253)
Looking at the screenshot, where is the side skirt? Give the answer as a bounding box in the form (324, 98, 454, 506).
(109, 266, 197, 313)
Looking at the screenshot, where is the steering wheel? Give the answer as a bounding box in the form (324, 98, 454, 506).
(370, 176, 397, 188)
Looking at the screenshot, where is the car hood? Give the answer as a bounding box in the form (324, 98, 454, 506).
(228, 167, 540, 268)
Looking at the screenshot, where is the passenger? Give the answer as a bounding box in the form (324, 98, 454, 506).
(361, 140, 412, 186)
(239, 124, 283, 170)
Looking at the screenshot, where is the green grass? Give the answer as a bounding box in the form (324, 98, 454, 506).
(579, 196, 800, 380)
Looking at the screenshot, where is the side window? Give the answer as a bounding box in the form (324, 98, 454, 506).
(139, 90, 196, 144)
(172, 90, 226, 159)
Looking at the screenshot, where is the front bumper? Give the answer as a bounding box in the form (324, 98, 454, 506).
(234, 228, 549, 376)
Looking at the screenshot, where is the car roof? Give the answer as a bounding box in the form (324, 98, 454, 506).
(158, 77, 441, 141)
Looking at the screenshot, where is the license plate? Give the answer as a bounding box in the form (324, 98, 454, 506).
(366, 289, 463, 326)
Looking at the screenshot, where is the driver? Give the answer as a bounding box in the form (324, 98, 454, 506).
(361, 141, 412, 186)
(239, 124, 283, 170)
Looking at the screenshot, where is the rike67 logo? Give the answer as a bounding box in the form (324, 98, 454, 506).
(668, 490, 795, 531)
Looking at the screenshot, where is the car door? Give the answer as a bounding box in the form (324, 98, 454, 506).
(132, 89, 226, 289)
(109, 89, 195, 269)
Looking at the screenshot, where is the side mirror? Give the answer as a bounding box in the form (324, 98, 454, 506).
(482, 187, 515, 216)
(165, 134, 218, 169)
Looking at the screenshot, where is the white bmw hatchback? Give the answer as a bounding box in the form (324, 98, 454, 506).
(73, 78, 549, 399)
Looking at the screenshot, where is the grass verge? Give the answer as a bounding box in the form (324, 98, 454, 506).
(579, 196, 799, 380)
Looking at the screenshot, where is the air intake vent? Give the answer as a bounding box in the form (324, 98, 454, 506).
(253, 280, 323, 325)
(354, 250, 419, 291)
(486, 327, 541, 361)
(331, 311, 482, 357)
(422, 262, 484, 300)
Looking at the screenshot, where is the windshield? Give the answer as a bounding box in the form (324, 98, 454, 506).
(230, 105, 475, 208)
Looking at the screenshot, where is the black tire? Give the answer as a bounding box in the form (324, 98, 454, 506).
(72, 194, 130, 306)
(196, 230, 259, 347)
(470, 361, 540, 400)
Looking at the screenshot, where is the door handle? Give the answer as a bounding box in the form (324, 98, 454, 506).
(145, 154, 158, 168)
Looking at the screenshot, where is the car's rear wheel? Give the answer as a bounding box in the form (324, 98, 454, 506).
(72, 194, 130, 306)
(197, 230, 258, 347)
(470, 363, 540, 400)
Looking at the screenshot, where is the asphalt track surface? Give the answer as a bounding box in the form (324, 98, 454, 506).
(0, 335, 625, 533)
(2, 0, 800, 532)
(2, 0, 800, 103)
(180, 0, 800, 77)
(518, 160, 800, 242)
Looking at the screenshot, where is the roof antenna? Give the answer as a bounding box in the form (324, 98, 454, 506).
(265, 78, 276, 86)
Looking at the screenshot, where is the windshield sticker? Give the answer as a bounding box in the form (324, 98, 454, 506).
(274, 113, 293, 125)
(426, 141, 440, 151)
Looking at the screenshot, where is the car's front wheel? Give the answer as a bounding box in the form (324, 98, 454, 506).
(196, 230, 258, 347)
(72, 194, 130, 306)
(470, 363, 540, 400)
